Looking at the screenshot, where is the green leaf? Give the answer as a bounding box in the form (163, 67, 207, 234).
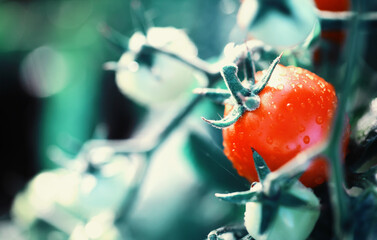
(221, 65, 250, 103)
(243, 95, 260, 112)
(277, 192, 316, 209)
(245, 50, 256, 85)
(202, 105, 245, 129)
(215, 189, 260, 204)
(252, 148, 270, 182)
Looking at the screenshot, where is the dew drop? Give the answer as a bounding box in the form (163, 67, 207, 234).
(287, 103, 293, 111)
(327, 109, 333, 118)
(316, 116, 323, 124)
(277, 84, 284, 90)
(266, 136, 273, 144)
(297, 84, 303, 88)
(303, 136, 310, 144)
(300, 102, 305, 108)
(306, 74, 314, 80)
(299, 125, 306, 132)
(291, 83, 295, 88)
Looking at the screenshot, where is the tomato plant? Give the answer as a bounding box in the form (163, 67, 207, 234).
(237, 0, 317, 47)
(222, 64, 349, 188)
(196, 51, 350, 188)
(215, 149, 320, 240)
(313, 0, 350, 63)
(115, 27, 205, 107)
(244, 181, 320, 240)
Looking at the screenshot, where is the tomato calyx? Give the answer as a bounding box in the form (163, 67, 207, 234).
(194, 52, 282, 129)
(215, 149, 320, 235)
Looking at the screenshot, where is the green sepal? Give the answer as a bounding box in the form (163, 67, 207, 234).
(260, 201, 278, 235)
(202, 105, 245, 129)
(243, 94, 260, 111)
(252, 53, 282, 94)
(215, 189, 260, 204)
(245, 50, 256, 85)
(221, 65, 250, 103)
(277, 192, 317, 209)
(193, 88, 231, 104)
(252, 148, 271, 183)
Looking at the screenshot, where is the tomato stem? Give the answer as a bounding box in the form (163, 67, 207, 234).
(325, 3, 365, 238)
(318, 9, 377, 31)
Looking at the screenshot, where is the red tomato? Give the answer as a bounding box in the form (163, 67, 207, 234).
(315, 0, 349, 12)
(315, 0, 350, 47)
(223, 65, 350, 188)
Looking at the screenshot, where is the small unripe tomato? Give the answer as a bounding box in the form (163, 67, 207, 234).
(116, 27, 206, 107)
(244, 182, 320, 240)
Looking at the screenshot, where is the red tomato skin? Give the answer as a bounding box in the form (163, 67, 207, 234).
(315, 0, 350, 58)
(315, 0, 349, 12)
(223, 65, 350, 188)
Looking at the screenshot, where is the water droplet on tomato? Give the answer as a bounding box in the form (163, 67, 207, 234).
(291, 83, 295, 88)
(327, 109, 333, 118)
(266, 136, 273, 144)
(301, 102, 305, 108)
(277, 113, 284, 121)
(307, 98, 313, 106)
(316, 116, 323, 124)
(287, 103, 293, 111)
(297, 84, 303, 88)
(303, 136, 310, 144)
(299, 125, 306, 132)
(306, 74, 314, 80)
(277, 84, 284, 90)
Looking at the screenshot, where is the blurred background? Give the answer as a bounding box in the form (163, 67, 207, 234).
(0, 0, 247, 239)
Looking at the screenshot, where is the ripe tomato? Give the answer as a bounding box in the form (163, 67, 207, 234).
(314, 0, 349, 12)
(222, 64, 350, 188)
(313, 0, 350, 63)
